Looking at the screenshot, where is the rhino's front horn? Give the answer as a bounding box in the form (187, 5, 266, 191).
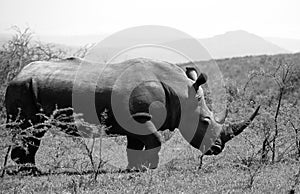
(231, 106, 260, 136)
(215, 109, 228, 124)
(205, 106, 260, 156)
(222, 106, 260, 143)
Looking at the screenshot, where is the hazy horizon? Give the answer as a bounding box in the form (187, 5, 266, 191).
(1, 0, 300, 39)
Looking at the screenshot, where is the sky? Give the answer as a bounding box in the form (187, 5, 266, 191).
(0, 0, 299, 39)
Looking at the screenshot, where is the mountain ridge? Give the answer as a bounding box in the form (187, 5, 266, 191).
(0, 30, 294, 61)
(198, 30, 289, 59)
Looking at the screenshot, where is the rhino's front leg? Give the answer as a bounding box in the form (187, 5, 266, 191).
(142, 145, 161, 169)
(126, 135, 161, 170)
(126, 120, 162, 170)
(142, 126, 162, 169)
(126, 135, 145, 170)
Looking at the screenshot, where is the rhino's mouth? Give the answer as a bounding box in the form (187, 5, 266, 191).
(204, 135, 224, 155)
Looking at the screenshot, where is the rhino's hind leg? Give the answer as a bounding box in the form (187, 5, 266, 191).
(126, 120, 162, 171)
(10, 131, 46, 175)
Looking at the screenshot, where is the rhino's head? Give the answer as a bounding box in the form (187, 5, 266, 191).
(179, 67, 259, 155)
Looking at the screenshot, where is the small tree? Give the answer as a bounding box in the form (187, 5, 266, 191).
(246, 57, 298, 162)
(0, 26, 68, 84)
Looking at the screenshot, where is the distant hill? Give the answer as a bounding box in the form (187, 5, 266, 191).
(199, 30, 290, 59)
(86, 30, 292, 63)
(0, 30, 293, 62)
(265, 37, 300, 53)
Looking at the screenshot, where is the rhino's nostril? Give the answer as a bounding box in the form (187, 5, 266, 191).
(200, 116, 211, 125)
(210, 145, 222, 155)
(204, 144, 222, 155)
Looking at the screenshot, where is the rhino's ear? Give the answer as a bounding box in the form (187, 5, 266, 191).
(193, 73, 207, 91)
(186, 67, 198, 81)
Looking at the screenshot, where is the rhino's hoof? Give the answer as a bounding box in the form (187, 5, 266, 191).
(6, 165, 42, 176)
(20, 166, 42, 176)
(121, 168, 142, 173)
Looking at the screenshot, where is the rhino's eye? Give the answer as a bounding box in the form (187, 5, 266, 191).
(196, 94, 202, 101)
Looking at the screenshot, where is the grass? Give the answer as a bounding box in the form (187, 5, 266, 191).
(1, 146, 299, 193)
(0, 125, 299, 193)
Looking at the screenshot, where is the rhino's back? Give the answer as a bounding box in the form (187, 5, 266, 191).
(16, 57, 99, 92)
(16, 57, 188, 96)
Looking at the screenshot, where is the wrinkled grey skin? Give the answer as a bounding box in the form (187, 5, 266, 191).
(5, 57, 259, 173)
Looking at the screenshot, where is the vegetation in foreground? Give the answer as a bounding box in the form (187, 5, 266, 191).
(0, 28, 300, 193)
